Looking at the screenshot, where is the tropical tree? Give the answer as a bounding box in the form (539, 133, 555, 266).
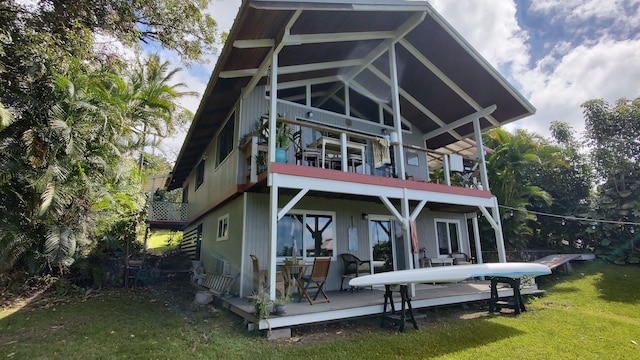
(482, 128, 553, 249)
(529, 121, 593, 250)
(583, 98, 640, 264)
(0, 0, 213, 275)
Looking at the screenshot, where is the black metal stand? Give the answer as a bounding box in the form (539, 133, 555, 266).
(381, 284, 418, 332)
(489, 277, 525, 315)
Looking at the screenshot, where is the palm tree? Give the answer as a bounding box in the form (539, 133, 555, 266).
(126, 54, 197, 168)
(483, 128, 554, 249)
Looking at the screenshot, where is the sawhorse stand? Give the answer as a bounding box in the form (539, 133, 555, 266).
(381, 284, 418, 332)
(489, 277, 525, 315)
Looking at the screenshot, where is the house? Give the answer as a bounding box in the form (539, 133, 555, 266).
(153, 0, 536, 329)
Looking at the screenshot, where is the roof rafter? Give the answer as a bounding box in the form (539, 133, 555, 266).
(222, 58, 364, 79)
(316, 11, 428, 107)
(241, 10, 302, 99)
(423, 105, 497, 140)
(399, 38, 501, 127)
(365, 64, 462, 140)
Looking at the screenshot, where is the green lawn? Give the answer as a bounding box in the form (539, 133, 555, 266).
(1, 262, 639, 359)
(144, 229, 182, 253)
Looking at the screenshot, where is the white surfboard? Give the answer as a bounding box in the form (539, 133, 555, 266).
(348, 262, 551, 287)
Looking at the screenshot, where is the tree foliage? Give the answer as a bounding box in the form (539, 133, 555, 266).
(0, 0, 210, 274)
(583, 98, 640, 264)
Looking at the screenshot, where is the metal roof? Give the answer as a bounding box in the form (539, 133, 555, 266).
(167, 0, 534, 190)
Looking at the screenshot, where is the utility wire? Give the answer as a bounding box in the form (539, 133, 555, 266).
(498, 205, 640, 227)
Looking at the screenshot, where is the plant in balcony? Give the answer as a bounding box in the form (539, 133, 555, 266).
(274, 121, 291, 163)
(255, 113, 290, 163)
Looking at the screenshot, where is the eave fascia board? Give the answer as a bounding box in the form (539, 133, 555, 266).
(250, 0, 432, 12)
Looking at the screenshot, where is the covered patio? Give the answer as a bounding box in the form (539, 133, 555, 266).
(222, 280, 544, 331)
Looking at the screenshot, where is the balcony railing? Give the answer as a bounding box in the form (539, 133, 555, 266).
(148, 201, 188, 223)
(241, 118, 488, 191)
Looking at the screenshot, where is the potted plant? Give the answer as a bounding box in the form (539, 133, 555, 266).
(273, 293, 290, 315)
(274, 121, 291, 163)
(248, 292, 273, 319)
(256, 113, 291, 163)
(254, 153, 267, 174)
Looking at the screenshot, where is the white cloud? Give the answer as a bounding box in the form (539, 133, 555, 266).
(429, 0, 531, 87)
(159, 0, 639, 158)
(512, 38, 640, 138)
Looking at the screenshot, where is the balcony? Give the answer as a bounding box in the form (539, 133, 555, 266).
(147, 201, 187, 229)
(241, 117, 489, 192)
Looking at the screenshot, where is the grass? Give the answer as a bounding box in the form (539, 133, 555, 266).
(145, 229, 182, 253)
(1, 262, 639, 359)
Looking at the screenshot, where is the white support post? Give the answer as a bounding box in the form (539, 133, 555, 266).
(470, 213, 484, 264)
(344, 80, 350, 117)
(388, 43, 406, 180)
(401, 188, 415, 297)
(443, 154, 451, 186)
(340, 132, 348, 171)
(492, 197, 507, 262)
(266, 49, 279, 300)
(267, 53, 278, 166)
(473, 117, 490, 191)
(268, 181, 279, 300)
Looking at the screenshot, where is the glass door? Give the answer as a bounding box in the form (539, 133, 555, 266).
(435, 219, 461, 257)
(369, 217, 406, 272)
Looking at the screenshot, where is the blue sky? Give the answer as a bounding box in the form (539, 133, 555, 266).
(158, 0, 640, 159)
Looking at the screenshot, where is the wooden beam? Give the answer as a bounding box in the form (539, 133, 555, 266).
(223, 59, 363, 79)
(316, 11, 427, 107)
(423, 105, 497, 140)
(233, 39, 274, 48)
(400, 38, 501, 127)
(285, 31, 395, 45)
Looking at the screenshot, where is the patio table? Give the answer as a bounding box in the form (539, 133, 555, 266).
(309, 136, 366, 173)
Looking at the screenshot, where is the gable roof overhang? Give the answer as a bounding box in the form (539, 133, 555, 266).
(167, 0, 535, 190)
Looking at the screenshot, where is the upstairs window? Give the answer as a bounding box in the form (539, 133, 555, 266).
(217, 113, 235, 166)
(196, 160, 205, 189)
(182, 185, 189, 203)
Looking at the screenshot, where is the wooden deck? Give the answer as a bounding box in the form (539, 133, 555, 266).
(222, 280, 545, 331)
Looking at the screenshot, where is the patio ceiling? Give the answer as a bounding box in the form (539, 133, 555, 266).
(168, 0, 535, 190)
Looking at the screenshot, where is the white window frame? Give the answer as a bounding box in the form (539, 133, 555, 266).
(277, 209, 336, 262)
(217, 214, 229, 241)
(434, 218, 461, 257)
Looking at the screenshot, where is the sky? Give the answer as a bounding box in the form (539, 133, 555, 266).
(157, 0, 640, 160)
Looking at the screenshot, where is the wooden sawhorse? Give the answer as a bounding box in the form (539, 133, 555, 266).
(489, 276, 525, 315)
(381, 284, 419, 332)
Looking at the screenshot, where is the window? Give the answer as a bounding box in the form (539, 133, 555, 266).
(217, 113, 235, 166)
(182, 185, 189, 203)
(435, 219, 461, 256)
(196, 160, 205, 189)
(195, 224, 203, 260)
(276, 211, 335, 261)
(217, 214, 229, 241)
(406, 150, 419, 166)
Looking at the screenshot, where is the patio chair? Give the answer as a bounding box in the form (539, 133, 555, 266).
(339, 253, 372, 291)
(300, 257, 331, 304)
(450, 252, 474, 265)
(250, 254, 285, 296)
(292, 130, 321, 167)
